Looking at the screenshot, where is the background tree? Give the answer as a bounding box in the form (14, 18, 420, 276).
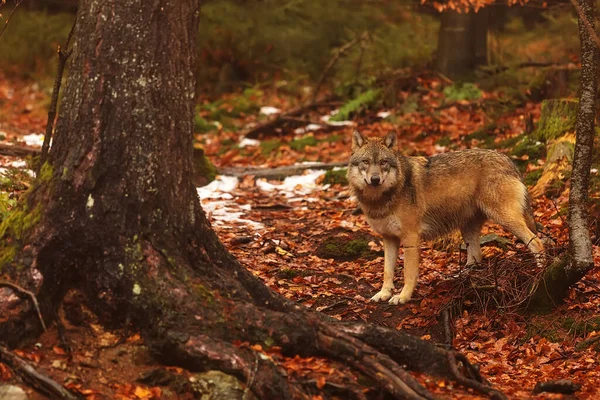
(531, 0, 599, 307)
(0, 0, 503, 398)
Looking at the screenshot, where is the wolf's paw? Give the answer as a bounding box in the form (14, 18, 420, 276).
(370, 289, 392, 302)
(388, 293, 411, 305)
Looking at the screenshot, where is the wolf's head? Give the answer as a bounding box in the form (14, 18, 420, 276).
(347, 130, 400, 196)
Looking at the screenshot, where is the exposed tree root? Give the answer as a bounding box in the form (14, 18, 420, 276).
(0, 281, 46, 332)
(0, 345, 79, 400)
(448, 351, 506, 400)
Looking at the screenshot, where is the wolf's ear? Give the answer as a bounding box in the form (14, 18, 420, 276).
(352, 129, 367, 151)
(383, 131, 398, 149)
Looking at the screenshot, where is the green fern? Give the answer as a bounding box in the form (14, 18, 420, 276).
(330, 89, 381, 122)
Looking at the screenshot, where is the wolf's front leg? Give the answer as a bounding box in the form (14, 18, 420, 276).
(370, 237, 399, 302)
(390, 235, 420, 305)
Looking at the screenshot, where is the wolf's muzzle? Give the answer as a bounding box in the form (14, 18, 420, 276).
(369, 175, 381, 186)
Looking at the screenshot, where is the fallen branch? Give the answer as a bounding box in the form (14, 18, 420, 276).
(0, 345, 78, 400)
(0, 143, 41, 157)
(220, 161, 346, 179)
(243, 98, 336, 139)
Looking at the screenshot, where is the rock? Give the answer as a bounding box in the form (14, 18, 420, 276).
(190, 370, 256, 400)
(0, 385, 28, 400)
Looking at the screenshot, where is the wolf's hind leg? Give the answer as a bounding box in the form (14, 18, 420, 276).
(460, 214, 485, 265)
(501, 218, 545, 267)
(370, 237, 399, 302)
(481, 188, 545, 267)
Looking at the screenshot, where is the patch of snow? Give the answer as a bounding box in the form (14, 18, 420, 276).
(239, 138, 261, 148)
(21, 133, 45, 147)
(377, 110, 391, 119)
(294, 124, 323, 134)
(197, 176, 264, 230)
(257, 170, 326, 197)
(197, 176, 238, 200)
(8, 160, 27, 168)
(434, 144, 447, 153)
(592, 168, 598, 174)
(260, 106, 281, 116)
(320, 114, 354, 126)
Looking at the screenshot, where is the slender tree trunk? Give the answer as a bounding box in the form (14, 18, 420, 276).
(568, 0, 598, 277)
(0, 1, 504, 398)
(436, 10, 488, 80)
(529, 0, 598, 310)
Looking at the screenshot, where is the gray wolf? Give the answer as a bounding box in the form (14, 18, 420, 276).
(347, 130, 545, 305)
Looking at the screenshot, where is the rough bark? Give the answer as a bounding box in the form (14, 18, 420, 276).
(0, 1, 502, 398)
(568, 0, 598, 278)
(436, 10, 488, 80)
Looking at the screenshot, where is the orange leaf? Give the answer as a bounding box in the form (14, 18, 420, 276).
(316, 376, 326, 389)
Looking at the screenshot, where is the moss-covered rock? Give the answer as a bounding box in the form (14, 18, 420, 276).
(533, 99, 578, 142)
(316, 231, 381, 261)
(323, 168, 348, 186)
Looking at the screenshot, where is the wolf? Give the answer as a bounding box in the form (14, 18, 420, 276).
(347, 130, 545, 305)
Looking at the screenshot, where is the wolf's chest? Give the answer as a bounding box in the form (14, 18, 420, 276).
(367, 216, 403, 238)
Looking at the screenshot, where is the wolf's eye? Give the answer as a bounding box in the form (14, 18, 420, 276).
(362, 159, 370, 165)
(380, 160, 388, 166)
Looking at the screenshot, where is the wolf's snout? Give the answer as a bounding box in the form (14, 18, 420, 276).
(369, 175, 381, 186)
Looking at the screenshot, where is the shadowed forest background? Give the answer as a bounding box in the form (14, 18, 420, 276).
(0, 0, 599, 399)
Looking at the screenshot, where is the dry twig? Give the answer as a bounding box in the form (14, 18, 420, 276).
(0, 0, 23, 40)
(38, 18, 77, 174)
(0, 281, 46, 331)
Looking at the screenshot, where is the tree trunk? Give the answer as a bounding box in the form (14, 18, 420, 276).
(529, 0, 598, 310)
(567, 0, 598, 282)
(0, 1, 504, 398)
(436, 10, 488, 80)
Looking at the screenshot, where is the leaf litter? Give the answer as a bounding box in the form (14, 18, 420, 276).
(1, 71, 600, 398)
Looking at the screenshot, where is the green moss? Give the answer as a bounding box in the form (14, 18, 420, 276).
(0, 246, 17, 269)
(524, 322, 562, 343)
(528, 256, 570, 313)
(325, 134, 344, 143)
(0, 203, 43, 240)
(533, 99, 578, 142)
(278, 268, 299, 279)
(192, 148, 217, 185)
(194, 114, 216, 133)
(443, 82, 482, 102)
(436, 136, 452, 147)
(38, 162, 54, 183)
(192, 283, 215, 304)
(260, 139, 282, 155)
(465, 124, 499, 148)
(316, 236, 379, 261)
(524, 169, 543, 186)
(323, 169, 348, 186)
(505, 135, 545, 172)
(289, 135, 318, 150)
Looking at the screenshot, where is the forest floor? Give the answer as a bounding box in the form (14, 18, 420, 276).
(1, 71, 600, 399)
